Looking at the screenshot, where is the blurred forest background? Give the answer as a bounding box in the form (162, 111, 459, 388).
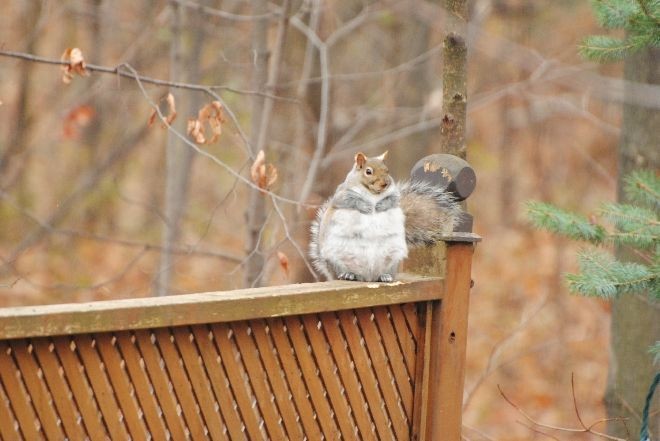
(0, 0, 656, 439)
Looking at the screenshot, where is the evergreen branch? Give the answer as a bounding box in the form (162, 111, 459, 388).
(634, 0, 660, 26)
(624, 169, 660, 210)
(600, 203, 659, 226)
(526, 201, 606, 243)
(578, 35, 641, 62)
(591, 0, 640, 28)
(599, 203, 659, 248)
(566, 250, 656, 298)
(607, 231, 658, 250)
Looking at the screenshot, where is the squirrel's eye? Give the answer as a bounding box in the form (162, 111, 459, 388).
(365, 168, 373, 175)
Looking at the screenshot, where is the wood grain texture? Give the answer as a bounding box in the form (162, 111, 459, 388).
(192, 325, 247, 441)
(427, 243, 473, 441)
(0, 240, 478, 441)
(10, 339, 65, 440)
(95, 333, 149, 441)
(133, 329, 188, 440)
(153, 327, 207, 440)
(115, 331, 169, 440)
(75, 334, 129, 440)
(250, 320, 305, 441)
(285, 315, 340, 440)
(0, 275, 442, 339)
(0, 303, 431, 440)
(0, 341, 42, 440)
(0, 379, 18, 441)
(53, 336, 107, 438)
(321, 312, 377, 441)
(31, 339, 85, 441)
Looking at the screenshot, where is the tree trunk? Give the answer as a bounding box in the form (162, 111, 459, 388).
(244, 0, 270, 287)
(155, 2, 198, 296)
(605, 46, 660, 438)
(0, 2, 42, 193)
(440, 0, 468, 159)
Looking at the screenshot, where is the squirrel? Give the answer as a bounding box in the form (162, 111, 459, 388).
(310, 151, 462, 282)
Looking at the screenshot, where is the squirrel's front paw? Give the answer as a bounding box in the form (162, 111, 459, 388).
(338, 272, 359, 281)
(377, 274, 394, 283)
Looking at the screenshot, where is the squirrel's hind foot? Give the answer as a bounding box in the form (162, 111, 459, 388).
(377, 274, 394, 283)
(338, 272, 359, 281)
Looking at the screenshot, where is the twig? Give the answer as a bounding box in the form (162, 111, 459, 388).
(120, 63, 319, 281)
(322, 116, 443, 166)
(0, 279, 20, 289)
(0, 190, 243, 263)
(0, 50, 295, 103)
(119, 62, 315, 207)
(571, 373, 588, 430)
(255, 0, 292, 153)
(2, 124, 150, 269)
(463, 292, 550, 410)
(59, 229, 243, 262)
(498, 384, 628, 440)
(272, 199, 318, 281)
(515, 421, 561, 440)
(462, 423, 498, 441)
(1, 248, 148, 294)
(172, 0, 276, 21)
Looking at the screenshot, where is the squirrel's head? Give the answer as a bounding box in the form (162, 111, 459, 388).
(353, 151, 392, 194)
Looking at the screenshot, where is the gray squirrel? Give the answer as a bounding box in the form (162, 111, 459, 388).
(310, 151, 462, 282)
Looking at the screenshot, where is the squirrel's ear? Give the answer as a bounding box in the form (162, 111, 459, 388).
(355, 152, 367, 169)
(376, 151, 388, 161)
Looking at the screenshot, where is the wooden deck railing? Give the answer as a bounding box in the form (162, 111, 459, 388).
(0, 155, 478, 440)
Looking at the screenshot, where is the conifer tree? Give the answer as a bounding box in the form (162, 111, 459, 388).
(578, 0, 660, 62)
(530, 2, 658, 438)
(527, 170, 658, 301)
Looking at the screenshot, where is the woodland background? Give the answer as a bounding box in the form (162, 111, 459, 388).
(0, 0, 655, 439)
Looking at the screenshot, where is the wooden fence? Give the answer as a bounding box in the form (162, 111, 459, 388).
(0, 153, 478, 440)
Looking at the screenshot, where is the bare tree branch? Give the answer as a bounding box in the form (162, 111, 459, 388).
(172, 0, 276, 21)
(498, 384, 628, 440)
(0, 50, 297, 103)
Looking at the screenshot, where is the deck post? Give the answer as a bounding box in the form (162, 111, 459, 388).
(428, 241, 474, 440)
(404, 154, 478, 441)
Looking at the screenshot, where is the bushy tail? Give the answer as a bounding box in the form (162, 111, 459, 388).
(399, 180, 462, 246)
(309, 201, 335, 280)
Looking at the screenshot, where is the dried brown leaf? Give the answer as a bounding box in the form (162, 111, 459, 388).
(60, 48, 90, 84)
(250, 150, 278, 192)
(164, 93, 177, 125)
(189, 100, 224, 144)
(265, 164, 278, 188)
(277, 251, 289, 277)
(187, 118, 205, 144)
(250, 150, 265, 184)
(148, 93, 177, 128)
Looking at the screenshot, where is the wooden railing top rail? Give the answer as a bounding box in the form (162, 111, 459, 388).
(0, 274, 443, 340)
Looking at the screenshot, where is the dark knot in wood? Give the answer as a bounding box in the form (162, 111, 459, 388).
(445, 32, 466, 48)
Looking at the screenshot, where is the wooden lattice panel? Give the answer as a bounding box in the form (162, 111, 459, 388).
(0, 303, 425, 440)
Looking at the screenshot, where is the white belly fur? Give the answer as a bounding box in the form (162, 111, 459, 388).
(320, 207, 408, 281)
